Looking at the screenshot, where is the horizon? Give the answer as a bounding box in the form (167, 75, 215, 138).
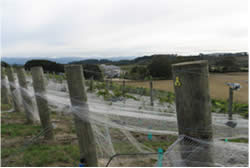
(2, 0, 248, 58)
(1, 51, 248, 65)
(1, 51, 248, 60)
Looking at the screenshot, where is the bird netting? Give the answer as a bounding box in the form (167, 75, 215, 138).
(1, 69, 248, 167)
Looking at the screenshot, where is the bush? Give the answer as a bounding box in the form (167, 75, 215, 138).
(82, 64, 103, 81)
(128, 66, 150, 80)
(24, 60, 64, 73)
(147, 56, 173, 79)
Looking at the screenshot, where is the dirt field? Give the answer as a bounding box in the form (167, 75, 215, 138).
(124, 72, 248, 103)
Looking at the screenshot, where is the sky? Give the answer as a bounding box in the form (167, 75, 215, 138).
(1, 0, 248, 58)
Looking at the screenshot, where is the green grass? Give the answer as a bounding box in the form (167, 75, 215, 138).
(112, 134, 177, 154)
(1, 111, 26, 121)
(1, 123, 41, 138)
(1, 111, 80, 167)
(211, 99, 248, 119)
(222, 138, 248, 143)
(143, 135, 178, 152)
(22, 144, 79, 166)
(1, 103, 12, 111)
(2, 143, 80, 167)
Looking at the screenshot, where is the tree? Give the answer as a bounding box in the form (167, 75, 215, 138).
(82, 64, 103, 81)
(215, 56, 240, 72)
(1, 61, 10, 68)
(24, 60, 64, 73)
(129, 66, 150, 80)
(147, 55, 173, 79)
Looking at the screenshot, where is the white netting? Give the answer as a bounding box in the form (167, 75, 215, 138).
(1, 71, 248, 167)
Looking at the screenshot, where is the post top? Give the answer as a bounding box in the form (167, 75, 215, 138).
(172, 60, 208, 67)
(16, 66, 25, 69)
(30, 66, 43, 70)
(64, 64, 83, 71)
(64, 64, 82, 67)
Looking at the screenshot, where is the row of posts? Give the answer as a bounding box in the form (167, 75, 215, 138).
(2, 60, 233, 166)
(1, 65, 97, 166)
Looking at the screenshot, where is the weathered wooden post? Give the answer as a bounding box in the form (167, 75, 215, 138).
(109, 78, 113, 90)
(65, 65, 98, 167)
(1, 67, 11, 105)
(225, 82, 240, 128)
(172, 60, 213, 166)
(105, 79, 109, 90)
(6, 67, 22, 112)
(16, 67, 37, 124)
(228, 87, 233, 120)
(150, 80, 154, 106)
(31, 66, 54, 140)
(89, 76, 94, 92)
(53, 71, 56, 82)
(122, 79, 126, 96)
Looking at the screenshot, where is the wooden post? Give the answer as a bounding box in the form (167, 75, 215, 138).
(110, 78, 113, 90)
(150, 80, 154, 106)
(172, 60, 213, 166)
(1, 67, 11, 105)
(105, 79, 109, 90)
(172, 60, 212, 139)
(228, 87, 233, 120)
(122, 79, 125, 96)
(31, 66, 54, 140)
(6, 67, 22, 112)
(65, 65, 98, 167)
(90, 76, 94, 92)
(16, 67, 36, 124)
(52, 71, 56, 82)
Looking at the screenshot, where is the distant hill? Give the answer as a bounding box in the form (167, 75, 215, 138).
(1, 57, 84, 65)
(1, 56, 137, 65)
(1, 52, 248, 68)
(70, 52, 248, 67)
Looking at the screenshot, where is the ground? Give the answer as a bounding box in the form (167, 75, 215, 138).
(1, 72, 248, 166)
(1, 109, 248, 167)
(1, 109, 178, 167)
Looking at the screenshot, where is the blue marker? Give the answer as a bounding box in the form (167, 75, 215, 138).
(157, 148, 164, 167)
(79, 158, 86, 167)
(148, 133, 152, 140)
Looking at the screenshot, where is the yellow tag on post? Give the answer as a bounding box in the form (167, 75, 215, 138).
(175, 76, 181, 87)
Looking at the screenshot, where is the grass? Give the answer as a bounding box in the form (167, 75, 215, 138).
(1, 123, 41, 138)
(1, 111, 27, 122)
(45, 73, 66, 83)
(1, 108, 178, 166)
(1, 143, 80, 167)
(143, 135, 178, 152)
(22, 144, 79, 166)
(123, 72, 248, 104)
(1, 103, 12, 111)
(1, 110, 80, 167)
(113, 72, 248, 118)
(222, 138, 248, 143)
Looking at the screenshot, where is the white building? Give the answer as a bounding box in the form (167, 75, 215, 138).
(100, 64, 122, 78)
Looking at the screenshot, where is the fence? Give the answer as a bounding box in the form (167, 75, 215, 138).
(1, 62, 248, 167)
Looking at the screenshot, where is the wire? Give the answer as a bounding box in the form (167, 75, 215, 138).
(105, 152, 158, 167)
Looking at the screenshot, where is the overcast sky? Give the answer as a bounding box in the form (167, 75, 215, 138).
(1, 0, 248, 58)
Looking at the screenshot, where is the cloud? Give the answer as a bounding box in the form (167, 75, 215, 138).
(1, 0, 248, 58)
